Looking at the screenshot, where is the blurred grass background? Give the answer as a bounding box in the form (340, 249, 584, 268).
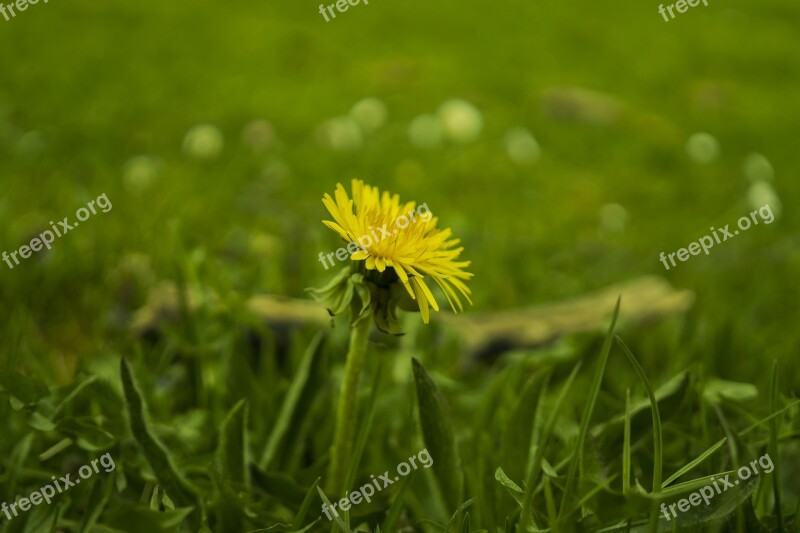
(0, 0, 798, 529)
(2, 0, 797, 383)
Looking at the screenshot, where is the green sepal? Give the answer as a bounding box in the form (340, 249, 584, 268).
(307, 267, 373, 326)
(306, 267, 352, 316)
(349, 273, 373, 327)
(372, 282, 405, 335)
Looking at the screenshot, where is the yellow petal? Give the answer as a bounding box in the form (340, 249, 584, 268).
(410, 279, 430, 323)
(414, 276, 439, 312)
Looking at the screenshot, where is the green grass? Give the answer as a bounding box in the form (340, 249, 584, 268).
(1, 0, 799, 530)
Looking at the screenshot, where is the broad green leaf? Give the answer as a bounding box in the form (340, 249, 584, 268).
(120, 358, 199, 512)
(412, 357, 463, 513)
(494, 467, 524, 507)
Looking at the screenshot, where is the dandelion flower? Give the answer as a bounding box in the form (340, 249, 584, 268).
(321, 179, 472, 323)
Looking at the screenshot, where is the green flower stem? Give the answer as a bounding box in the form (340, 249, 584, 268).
(328, 314, 372, 495)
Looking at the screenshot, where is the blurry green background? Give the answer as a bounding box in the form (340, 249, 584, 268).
(2, 0, 797, 381)
(0, 0, 798, 530)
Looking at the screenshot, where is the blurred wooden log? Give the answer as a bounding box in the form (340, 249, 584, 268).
(131, 277, 693, 361)
(244, 295, 331, 328)
(129, 283, 330, 336)
(438, 275, 694, 361)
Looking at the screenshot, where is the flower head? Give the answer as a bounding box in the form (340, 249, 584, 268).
(320, 180, 472, 325)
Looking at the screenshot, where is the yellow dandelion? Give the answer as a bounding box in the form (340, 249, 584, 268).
(321, 179, 472, 323)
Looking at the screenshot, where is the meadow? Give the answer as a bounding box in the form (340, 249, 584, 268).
(0, 0, 798, 531)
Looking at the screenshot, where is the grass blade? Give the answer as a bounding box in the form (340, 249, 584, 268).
(623, 388, 631, 496)
(741, 398, 800, 435)
(557, 297, 621, 519)
(769, 359, 785, 532)
(381, 473, 414, 533)
(661, 438, 726, 488)
(615, 336, 662, 533)
(344, 358, 384, 491)
(519, 361, 582, 531)
(259, 332, 324, 469)
(500, 371, 549, 484)
(316, 486, 350, 533)
(616, 336, 662, 493)
(218, 399, 249, 485)
(293, 477, 321, 530)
